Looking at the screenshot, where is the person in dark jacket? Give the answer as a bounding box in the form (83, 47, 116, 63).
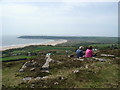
(76, 46, 84, 58)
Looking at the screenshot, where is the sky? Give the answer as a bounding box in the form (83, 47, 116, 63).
(1, 0, 119, 37)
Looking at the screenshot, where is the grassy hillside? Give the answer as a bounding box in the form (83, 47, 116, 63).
(2, 50, 119, 89)
(1, 41, 120, 89)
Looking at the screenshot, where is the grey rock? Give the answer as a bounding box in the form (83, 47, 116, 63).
(21, 65, 27, 69)
(19, 69, 24, 72)
(34, 77, 41, 81)
(30, 68, 35, 71)
(73, 70, 80, 73)
(41, 76, 49, 80)
(30, 84, 35, 88)
(59, 77, 64, 80)
(32, 62, 37, 65)
(41, 70, 49, 73)
(54, 82, 59, 85)
(24, 62, 32, 67)
(101, 54, 114, 57)
(85, 65, 88, 69)
(23, 77, 32, 82)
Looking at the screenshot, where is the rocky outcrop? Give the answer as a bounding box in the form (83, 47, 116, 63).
(19, 60, 39, 72)
(42, 53, 53, 73)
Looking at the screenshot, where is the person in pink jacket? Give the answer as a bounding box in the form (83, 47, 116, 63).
(85, 46, 93, 58)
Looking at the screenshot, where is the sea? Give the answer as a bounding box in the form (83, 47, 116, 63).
(1, 35, 54, 47)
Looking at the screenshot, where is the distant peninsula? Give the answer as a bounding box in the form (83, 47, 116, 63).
(18, 36, 118, 43)
(18, 36, 84, 40)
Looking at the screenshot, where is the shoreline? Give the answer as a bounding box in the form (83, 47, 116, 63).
(0, 39, 67, 51)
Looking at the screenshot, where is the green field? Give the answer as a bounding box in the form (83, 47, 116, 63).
(2, 43, 118, 61)
(1, 46, 75, 61)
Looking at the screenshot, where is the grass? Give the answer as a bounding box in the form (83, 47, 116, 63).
(10, 50, 26, 54)
(36, 58, 118, 88)
(89, 44, 113, 48)
(2, 57, 119, 88)
(1, 55, 36, 61)
(2, 61, 25, 87)
(2, 46, 75, 61)
(2, 45, 119, 88)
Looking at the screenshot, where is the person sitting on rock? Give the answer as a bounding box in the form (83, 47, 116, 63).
(76, 46, 84, 58)
(85, 46, 93, 58)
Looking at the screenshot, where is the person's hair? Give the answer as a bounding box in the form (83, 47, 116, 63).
(88, 46, 92, 50)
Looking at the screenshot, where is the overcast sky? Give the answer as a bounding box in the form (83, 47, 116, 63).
(1, 0, 118, 37)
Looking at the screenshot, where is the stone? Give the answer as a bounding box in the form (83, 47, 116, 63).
(46, 53, 51, 58)
(85, 65, 88, 69)
(54, 82, 59, 85)
(109, 62, 111, 64)
(115, 57, 119, 59)
(44, 70, 49, 73)
(101, 54, 114, 57)
(30, 84, 35, 88)
(41, 54, 52, 73)
(25, 62, 33, 67)
(57, 61, 62, 64)
(32, 62, 38, 66)
(42, 66, 49, 70)
(73, 70, 80, 73)
(22, 65, 27, 69)
(93, 57, 106, 62)
(30, 68, 35, 71)
(98, 58, 106, 62)
(41, 70, 49, 73)
(59, 77, 64, 80)
(75, 58, 84, 61)
(42, 57, 52, 68)
(79, 59, 84, 61)
(31, 60, 35, 62)
(19, 69, 24, 72)
(68, 55, 74, 58)
(42, 76, 49, 80)
(23, 77, 32, 82)
(34, 77, 41, 81)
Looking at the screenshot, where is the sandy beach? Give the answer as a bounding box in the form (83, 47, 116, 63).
(0, 39, 67, 51)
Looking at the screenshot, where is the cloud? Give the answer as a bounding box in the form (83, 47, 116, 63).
(2, 3, 39, 17)
(2, 2, 116, 25)
(2, 1, 118, 37)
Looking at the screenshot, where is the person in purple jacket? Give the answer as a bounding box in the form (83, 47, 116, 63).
(85, 46, 93, 58)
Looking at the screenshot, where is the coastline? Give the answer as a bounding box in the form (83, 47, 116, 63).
(0, 39, 67, 51)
